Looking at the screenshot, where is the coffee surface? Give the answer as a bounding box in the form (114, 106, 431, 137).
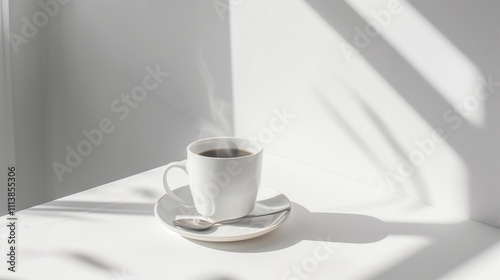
(199, 148, 252, 158)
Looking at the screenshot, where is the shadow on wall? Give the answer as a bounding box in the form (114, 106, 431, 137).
(44, 0, 234, 200)
(313, 86, 430, 202)
(305, 0, 500, 227)
(301, 0, 500, 279)
(407, 0, 500, 242)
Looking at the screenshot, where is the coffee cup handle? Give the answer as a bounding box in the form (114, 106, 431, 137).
(163, 160, 190, 204)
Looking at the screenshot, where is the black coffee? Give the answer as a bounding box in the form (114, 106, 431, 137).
(199, 148, 252, 158)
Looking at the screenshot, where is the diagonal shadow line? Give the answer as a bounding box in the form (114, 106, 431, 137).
(21, 249, 120, 275)
(335, 78, 411, 164)
(351, 92, 431, 202)
(324, 76, 433, 204)
(351, 94, 408, 164)
(314, 88, 390, 174)
(28, 201, 154, 216)
(314, 86, 427, 204)
(316, 83, 431, 202)
(407, 0, 500, 74)
(305, 0, 476, 157)
(67, 252, 116, 272)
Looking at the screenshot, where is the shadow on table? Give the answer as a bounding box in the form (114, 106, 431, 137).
(191, 202, 500, 279)
(30, 200, 154, 216)
(189, 202, 388, 252)
(25, 187, 157, 218)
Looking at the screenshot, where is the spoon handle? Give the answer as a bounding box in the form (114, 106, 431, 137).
(216, 206, 291, 225)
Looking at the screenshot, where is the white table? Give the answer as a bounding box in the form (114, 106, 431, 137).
(1, 153, 500, 280)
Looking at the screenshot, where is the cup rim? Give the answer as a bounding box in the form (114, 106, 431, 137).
(187, 137, 262, 160)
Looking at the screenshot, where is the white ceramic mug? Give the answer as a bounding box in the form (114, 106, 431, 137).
(163, 137, 263, 221)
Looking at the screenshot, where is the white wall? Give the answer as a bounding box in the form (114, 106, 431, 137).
(231, 0, 500, 227)
(0, 0, 47, 216)
(2, 0, 233, 213)
(43, 0, 233, 200)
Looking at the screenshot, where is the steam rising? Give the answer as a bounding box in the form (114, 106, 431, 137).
(196, 48, 233, 140)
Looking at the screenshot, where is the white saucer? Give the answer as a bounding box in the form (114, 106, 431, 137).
(154, 185, 291, 242)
